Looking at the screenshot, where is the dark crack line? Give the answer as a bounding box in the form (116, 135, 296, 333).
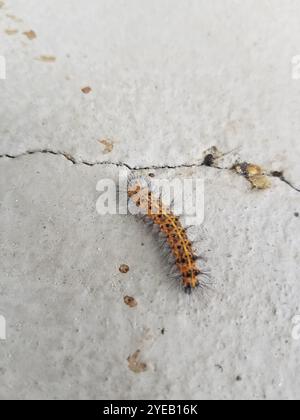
(0, 150, 130, 169)
(0, 149, 299, 193)
(0, 149, 204, 171)
(269, 171, 300, 193)
(282, 178, 300, 192)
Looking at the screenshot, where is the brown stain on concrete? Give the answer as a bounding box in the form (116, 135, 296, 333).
(37, 55, 56, 63)
(127, 350, 148, 374)
(5, 28, 18, 35)
(23, 30, 37, 40)
(99, 139, 114, 154)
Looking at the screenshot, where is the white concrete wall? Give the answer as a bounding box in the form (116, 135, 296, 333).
(0, 0, 300, 399)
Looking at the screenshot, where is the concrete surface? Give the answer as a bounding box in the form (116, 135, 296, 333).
(0, 0, 300, 400)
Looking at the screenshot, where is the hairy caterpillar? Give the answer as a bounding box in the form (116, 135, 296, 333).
(127, 175, 208, 294)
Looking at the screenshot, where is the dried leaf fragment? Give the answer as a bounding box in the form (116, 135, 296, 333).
(249, 175, 271, 190)
(233, 162, 271, 190)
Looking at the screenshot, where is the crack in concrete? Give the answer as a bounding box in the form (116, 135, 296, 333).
(269, 171, 300, 193)
(0, 149, 299, 193)
(0, 149, 204, 171)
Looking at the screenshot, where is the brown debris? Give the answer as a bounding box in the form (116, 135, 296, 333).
(233, 162, 271, 190)
(249, 175, 271, 190)
(23, 30, 37, 40)
(124, 296, 137, 308)
(5, 29, 18, 35)
(98, 139, 114, 154)
(81, 86, 92, 94)
(37, 55, 56, 63)
(127, 350, 148, 374)
(119, 264, 130, 274)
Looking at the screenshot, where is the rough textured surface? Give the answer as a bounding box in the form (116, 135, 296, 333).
(1, 0, 300, 400)
(0, 0, 300, 180)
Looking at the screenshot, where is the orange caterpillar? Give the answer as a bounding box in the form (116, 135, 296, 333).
(127, 176, 206, 294)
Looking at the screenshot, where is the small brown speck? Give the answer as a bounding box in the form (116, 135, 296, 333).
(236, 375, 242, 382)
(98, 139, 114, 154)
(37, 55, 56, 63)
(5, 29, 18, 35)
(124, 296, 137, 308)
(148, 173, 155, 178)
(81, 86, 92, 94)
(23, 30, 37, 40)
(295, 212, 299, 218)
(127, 350, 148, 374)
(119, 264, 130, 274)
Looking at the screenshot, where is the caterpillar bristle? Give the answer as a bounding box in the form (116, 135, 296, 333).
(162, 245, 170, 254)
(199, 272, 211, 282)
(152, 224, 160, 233)
(170, 265, 179, 274)
(184, 285, 193, 295)
(160, 243, 169, 251)
(201, 268, 210, 276)
(183, 225, 194, 231)
(168, 254, 176, 262)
